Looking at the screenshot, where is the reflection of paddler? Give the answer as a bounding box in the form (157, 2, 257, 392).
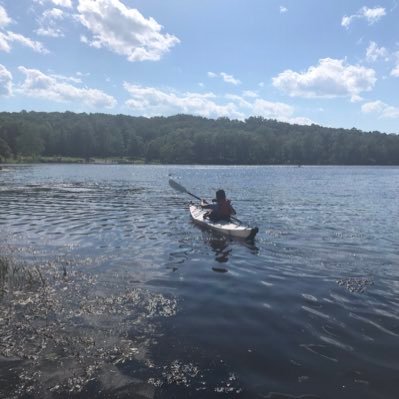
(212, 266, 228, 273)
(208, 236, 231, 263)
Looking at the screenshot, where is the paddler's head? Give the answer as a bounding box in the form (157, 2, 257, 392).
(215, 189, 226, 203)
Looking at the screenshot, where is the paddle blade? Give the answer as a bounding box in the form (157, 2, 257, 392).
(169, 179, 187, 194)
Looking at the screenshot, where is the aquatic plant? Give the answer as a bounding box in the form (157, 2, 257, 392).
(0, 255, 45, 300)
(0, 254, 179, 398)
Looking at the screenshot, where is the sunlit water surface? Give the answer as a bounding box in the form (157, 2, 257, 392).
(1, 164, 399, 398)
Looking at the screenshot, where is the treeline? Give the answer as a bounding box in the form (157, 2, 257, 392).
(0, 111, 398, 164)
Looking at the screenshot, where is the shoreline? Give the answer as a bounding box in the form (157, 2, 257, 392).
(1, 158, 399, 167)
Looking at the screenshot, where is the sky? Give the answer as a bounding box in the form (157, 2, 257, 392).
(0, 0, 399, 133)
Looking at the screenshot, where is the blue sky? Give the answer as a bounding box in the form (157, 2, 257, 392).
(0, 0, 398, 133)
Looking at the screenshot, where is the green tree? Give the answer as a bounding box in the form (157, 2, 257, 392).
(126, 132, 144, 158)
(0, 137, 12, 161)
(15, 127, 44, 157)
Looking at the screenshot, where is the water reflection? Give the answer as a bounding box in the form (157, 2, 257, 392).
(208, 235, 231, 263)
(195, 225, 259, 268)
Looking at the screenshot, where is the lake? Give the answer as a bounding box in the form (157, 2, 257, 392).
(1, 164, 399, 398)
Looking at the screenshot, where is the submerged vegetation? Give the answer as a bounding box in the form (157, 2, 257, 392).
(0, 251, 182, 398)
(0, 111, 398, 165)
(0, 255, 44, 299)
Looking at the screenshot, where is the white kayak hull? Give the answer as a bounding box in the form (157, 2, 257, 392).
(189, 204, 258, 240)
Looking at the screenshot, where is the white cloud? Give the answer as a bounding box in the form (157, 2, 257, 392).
(0, 64, 12, 96)
(80, 34, 89, 44)
(76, 71, 90, 77)
(52, 0, 73, 7)
(76, 0, 180, 62)
(280, 6, 288, 13)
(220, 72, 241, 85)
(342, 6, 386, 29)
(363, 100, 399, 119)
(252, 99, 292, 118)
(391, 52, 399, 77)
(341, 16, 351, 28)
(17, 66, 116, 108)
(34, 0, 73, 8)
(0, 5, 12, 27)
(0, 31, 48, 53)
(252, 99, 313, 125)
(363, 7, 386, 22)
(207, 71, 241, 85)
(230, 94, 313, 124)
(0, 32, 11, 52)
(45, 8, 65, 19)
(0, 5, 48, 53)
(124, 83, 244, 119)
(36, 8, 66, 37)
(272, 58, 376, 101)
(123, 83, 312, 124)
(366, 41, 388, 62)
(49, 73, 82, 83)
(242, 90, 258, 98)
(362, 100, 399, 118)
(225, 94, 252, 108)
(391, 65, 399, 77)
(361, 100, 384, 113)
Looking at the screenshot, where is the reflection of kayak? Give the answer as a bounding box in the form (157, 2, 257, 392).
(189, 203, 258, 240)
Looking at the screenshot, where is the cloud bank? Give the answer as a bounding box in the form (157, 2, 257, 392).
(17, 66, 116, 108)
(124, 83, 313, 124)
(124, 83, 244, 119)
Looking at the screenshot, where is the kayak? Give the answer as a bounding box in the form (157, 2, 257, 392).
(189, 203, 258, 240)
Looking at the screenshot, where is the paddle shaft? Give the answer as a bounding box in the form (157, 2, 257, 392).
(186, 191, 202, 201)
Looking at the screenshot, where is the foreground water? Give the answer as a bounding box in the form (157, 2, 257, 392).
(1, 164, 399, 398)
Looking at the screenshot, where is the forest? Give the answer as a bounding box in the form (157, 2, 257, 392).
(0, 111, 398, 164)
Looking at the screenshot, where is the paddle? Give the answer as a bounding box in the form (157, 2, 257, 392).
(169, 178, 202, 201)
(168, 178, 244, 224)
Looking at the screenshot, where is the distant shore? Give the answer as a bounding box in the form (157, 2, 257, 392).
(1, 158, 399, 167)
(0, 156, 148, 165)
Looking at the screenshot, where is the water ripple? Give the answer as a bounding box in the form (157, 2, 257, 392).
(1, 164, 399, 398)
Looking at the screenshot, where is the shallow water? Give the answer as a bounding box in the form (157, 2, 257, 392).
(1, 164, 399, 398)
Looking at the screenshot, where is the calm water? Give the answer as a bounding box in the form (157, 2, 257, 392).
(1, 164, 399, 398)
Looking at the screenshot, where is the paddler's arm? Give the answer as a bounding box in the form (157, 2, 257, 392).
(201, 200, 215, 209)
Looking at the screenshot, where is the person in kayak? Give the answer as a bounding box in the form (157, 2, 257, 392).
(201, 189, 236, 222)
